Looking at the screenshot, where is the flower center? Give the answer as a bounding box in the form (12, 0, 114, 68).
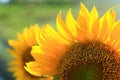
(57, 40, 120, 80)
(22, 47, 34, 65)
(22, 47, 40, 79)
(70, 63, 102, 80)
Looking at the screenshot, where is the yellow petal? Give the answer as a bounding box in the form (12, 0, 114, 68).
(44, 24, 69, 44)
(56, 12, 71, 41)
(24, 63, 41, 76)
(110, 21, 120, 41)
(90, 6, 99, 22)
(65, 9, 77, 38)
(79, 2, 89, 18)
(32, 46, 43, 55)
(25, 61, 56, 77)
(89, 6, 99, 38)
(77, 15, 90, 41)
(106, 9, 116, 27)
(98, 9, 116, 42)
(8, 40, 25, 51)
(91, 19, 100, 38)
(23, 27, 31, 46)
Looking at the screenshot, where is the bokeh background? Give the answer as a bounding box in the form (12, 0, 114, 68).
(0, 0, 120, 80)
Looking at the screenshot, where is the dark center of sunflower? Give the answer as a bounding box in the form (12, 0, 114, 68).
(22, 47, 49, 79)
(22, 47, 40, 79)
(22, 47, 34, 65)
(57, 40, 120, 80)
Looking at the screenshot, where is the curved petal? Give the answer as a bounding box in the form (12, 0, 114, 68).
(56, 12, 71, 41)
(65, 9, 77, 39)
(91, 19, 100, 38)
(110, 21, 120, 40)
(89, 6, 99, 38)
(98, 9, 116, 43)
(25, 61, 57, 76)
(79, 2, 89, 18)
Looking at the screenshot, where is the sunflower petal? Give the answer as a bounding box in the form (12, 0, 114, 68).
(65, 9, 77, 39)
(110, 21, 120, 43)
(98, 9, 116, 42)
(91, 19, 100, 38)
(89, 6, 99, 38)
(24, 63, 41, 76)
(25, 61, 56, 76)
(79, 2, 89, 18)
(56, 12, 70, 41)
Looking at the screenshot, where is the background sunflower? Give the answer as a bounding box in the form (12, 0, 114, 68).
(0, 0, 120, 80)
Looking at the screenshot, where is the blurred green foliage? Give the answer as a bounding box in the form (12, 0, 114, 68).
(0, 1, 79, 39)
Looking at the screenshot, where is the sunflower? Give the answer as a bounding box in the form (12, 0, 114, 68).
(7, 24, 51, 80)
(25, 3, 120, 80)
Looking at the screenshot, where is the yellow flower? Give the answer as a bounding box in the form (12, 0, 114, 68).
(25, 3, 120, 80)
(8, 24, 43, 80)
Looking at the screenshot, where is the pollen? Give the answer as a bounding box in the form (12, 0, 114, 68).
(58, 40, 120, 80)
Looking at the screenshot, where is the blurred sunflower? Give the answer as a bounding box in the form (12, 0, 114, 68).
(25, 3, 120, 80)
(7, 25, 53, 80)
